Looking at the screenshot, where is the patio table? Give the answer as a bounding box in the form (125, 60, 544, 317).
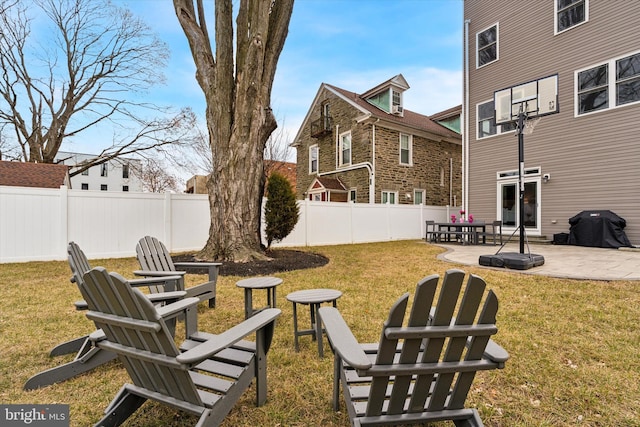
(436, 221, 486, 244)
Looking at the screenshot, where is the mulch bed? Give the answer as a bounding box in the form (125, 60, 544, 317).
(172, 249, 329, 277)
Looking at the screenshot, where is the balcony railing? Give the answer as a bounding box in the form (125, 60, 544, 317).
(311, 116, 333, 138)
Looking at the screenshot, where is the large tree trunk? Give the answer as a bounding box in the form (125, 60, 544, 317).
(175, 0, 293, 262)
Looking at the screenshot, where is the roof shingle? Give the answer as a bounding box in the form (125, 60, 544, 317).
(0, 161, 70, 189)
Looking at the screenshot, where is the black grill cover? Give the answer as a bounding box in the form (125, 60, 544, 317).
(568, 210, 631, 248)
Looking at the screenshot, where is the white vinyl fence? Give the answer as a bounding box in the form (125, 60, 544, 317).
(0, 185, 454, 263)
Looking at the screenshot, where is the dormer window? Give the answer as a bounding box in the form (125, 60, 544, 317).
(362, 74, 409, 116)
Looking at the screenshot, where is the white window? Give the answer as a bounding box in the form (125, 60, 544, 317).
(399, 133, 412, 165)
(392, 89, 402, 111)
(477, 23, 498, 68)
(414, 189, 425, 205)
(477, 100, 516, 139)
(81, 168, 89, 176)
(555, 0, 588, 34)
(100, 184, 108, 191)
(349, 189, 357, 202)
(81, 183, 88, 190)
(381, 191, 397, 204)
(309, 145, 318, 174)
(339, 131, 351, 166)
(100, 163, 108, 177)
(122, 164, 129, 178)
(576, 50, 640, 116)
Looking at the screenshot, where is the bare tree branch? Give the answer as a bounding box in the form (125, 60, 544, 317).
(0, 0, 181, 165)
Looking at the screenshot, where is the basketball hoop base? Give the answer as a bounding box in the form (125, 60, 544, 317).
(479, 252, 545, 270)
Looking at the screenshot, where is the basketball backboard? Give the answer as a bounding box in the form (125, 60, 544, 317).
(494, 74, 559, 124)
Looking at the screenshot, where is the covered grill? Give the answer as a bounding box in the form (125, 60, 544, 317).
(568, 210, 631, 248)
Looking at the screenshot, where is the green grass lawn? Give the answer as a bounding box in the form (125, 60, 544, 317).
(1, 240, 639, 426)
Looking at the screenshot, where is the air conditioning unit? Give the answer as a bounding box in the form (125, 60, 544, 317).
(392, 105, 403, 115)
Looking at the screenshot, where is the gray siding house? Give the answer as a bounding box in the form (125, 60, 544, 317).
(292, 75, 462, 206)
(463, 0, 640, 245)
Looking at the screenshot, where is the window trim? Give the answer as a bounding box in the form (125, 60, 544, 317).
(399, 133, 413, 166)
(338, 130, 352, 167)
(122, 163, 129, 179)
(554, 0, 589, 35)
(100, 163, 108, 177)
(574, 49, 640, 117)
(413, 189, 425, 205)
(381, 190, 398, 205)
(309, 144, 318, 174)
(476, 99, 516, 139)
(349, 188, 357, 203)
(476, 23, 498, 69)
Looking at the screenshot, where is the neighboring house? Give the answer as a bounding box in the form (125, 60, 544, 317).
(55, 151, 143, 192)
(0, 160, 70, 188)
(292, 74, 462, 205)
(463, 1, 640, 245)
(186, 161, 297, 194)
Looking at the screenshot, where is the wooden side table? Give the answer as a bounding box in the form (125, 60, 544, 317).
(236, 276, 283, 319)
(286, 288, 342, 358)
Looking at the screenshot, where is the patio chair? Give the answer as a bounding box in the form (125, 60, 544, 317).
(135, 235, 220, 308)
(23, 242, 187, 390)
(319, 269, 509, 427)
(81, 266, 280, 427)
(476, 220, 503, 245)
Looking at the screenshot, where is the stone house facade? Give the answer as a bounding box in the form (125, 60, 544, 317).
(292, 75, 462, 206)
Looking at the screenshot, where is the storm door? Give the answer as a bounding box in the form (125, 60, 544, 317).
(497, 168, 541, 235)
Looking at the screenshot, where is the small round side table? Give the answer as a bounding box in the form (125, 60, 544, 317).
(236, 276, 283, 319)
(286, 288, 342, 358)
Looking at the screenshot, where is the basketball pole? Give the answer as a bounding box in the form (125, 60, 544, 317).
(517, 111, 526, 254)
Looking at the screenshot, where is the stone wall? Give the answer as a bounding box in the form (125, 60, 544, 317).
(296, 88, 461, 205)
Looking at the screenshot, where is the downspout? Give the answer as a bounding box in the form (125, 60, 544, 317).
(463, 18, 471, 213)
(448, 157, 452, 206)
(370, 119, 379, 204)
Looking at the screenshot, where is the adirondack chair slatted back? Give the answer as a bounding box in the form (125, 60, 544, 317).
(138, 236, 176, 269)
(352, 270, 501, 424)
(68, 241, 92, 285)
(80, 267, 203, 407)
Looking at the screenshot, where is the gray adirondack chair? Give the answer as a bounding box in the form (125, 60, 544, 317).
(319, 269, 509, 427)
(23, 242, 188, 390)
(80, 266, 280, 427)
(135, 235, 220, 308)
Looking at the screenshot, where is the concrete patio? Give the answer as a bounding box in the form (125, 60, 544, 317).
(435, 242, 640, 281)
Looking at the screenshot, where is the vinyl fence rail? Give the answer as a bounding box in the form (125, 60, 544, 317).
(0, 185, 455, 263)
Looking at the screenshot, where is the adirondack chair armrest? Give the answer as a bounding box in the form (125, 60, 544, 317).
(133, 270, 187, 278)
(74, 300, 88, 311)
(173, 261, 222, 268)
(129, 275, 183, 286)
(156, 296, 200, 319)
(483, 339, 510, 367)
(146, 291, 187, 305)
(88, 329, 106, 343)
(176, 308, 281, 364)
(319, 306, 372, 370)
(173, 262, 220, 281)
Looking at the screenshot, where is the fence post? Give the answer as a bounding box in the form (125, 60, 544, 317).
(59, 185, 69, 259)
(164, 192, 172, 251)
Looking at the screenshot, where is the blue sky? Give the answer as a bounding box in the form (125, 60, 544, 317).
(66, 0, 463, 166)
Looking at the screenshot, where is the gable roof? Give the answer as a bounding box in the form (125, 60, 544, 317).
(361, 74, 410, 98)
(430, 104, 462, 121)
(327, 84, 460, 139)
(292, 76, 461, 146)
(0, 160, 70, 189)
